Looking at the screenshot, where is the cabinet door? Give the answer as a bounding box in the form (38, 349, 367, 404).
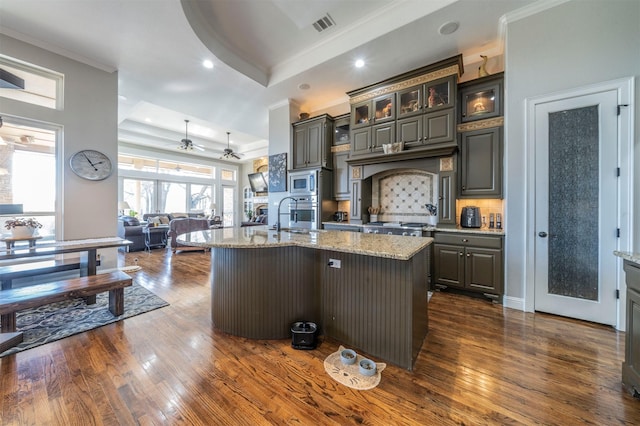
(350, 180, 362, 220)
(351, 100, 371, 129)
(465, 247, 503, 294)
(333, 151, 350, 200)
(371, 93, 395, 125)
(397, 116, 422, 147)
(433, 244, 464, 289)
(306, 119, 324, 168)
(460, 79, 502, 123)
(371, 122, 395, 152)
(438, 171, 456, 225)
(293, 125, 308, 169)
(424, 76, 455, 112)
(397, 85, 423, 119)
(351, 127, 371, 156)
(459, 127, 502, 198)
(423, 108, 454, 145)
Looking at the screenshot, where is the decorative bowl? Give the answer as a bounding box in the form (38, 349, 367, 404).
(340, 349, 357, 365)
(359, 358, 377, 376)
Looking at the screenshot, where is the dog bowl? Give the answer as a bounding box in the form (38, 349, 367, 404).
(340, 349, 357, 365)
(359, 358, 377, 376)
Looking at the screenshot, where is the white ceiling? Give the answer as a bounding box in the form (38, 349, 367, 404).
(0, 0, 538, 162)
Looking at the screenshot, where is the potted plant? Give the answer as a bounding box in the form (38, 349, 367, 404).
(4, 217, 43, 238)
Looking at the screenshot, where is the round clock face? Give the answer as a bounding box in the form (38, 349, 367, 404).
(69, 149, 113, 181)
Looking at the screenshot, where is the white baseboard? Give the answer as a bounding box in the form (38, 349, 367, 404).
(503, 295, 525, 311)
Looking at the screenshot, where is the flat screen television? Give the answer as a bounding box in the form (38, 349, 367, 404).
(248, 172, 268, 193)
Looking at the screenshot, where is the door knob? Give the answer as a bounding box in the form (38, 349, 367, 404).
(538, 231, 548, 238)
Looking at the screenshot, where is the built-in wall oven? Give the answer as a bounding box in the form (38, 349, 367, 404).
(286, 196, 319, 229)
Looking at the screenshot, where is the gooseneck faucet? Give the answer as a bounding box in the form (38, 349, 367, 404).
(276, 196, 298, 232)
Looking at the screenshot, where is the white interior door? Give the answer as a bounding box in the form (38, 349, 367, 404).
(533, 89, 619, 325)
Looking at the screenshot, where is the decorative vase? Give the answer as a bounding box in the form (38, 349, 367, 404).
(11, 226, 35, 238)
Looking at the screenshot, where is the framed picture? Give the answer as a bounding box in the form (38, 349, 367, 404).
(268, 153, 287, 192)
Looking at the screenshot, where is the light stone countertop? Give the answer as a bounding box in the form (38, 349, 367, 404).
(614, 251, 640, 266)
(177, 226, 433, 261)
(322, 221, 506, 236)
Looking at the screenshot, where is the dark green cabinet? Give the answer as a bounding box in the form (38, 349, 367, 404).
(292, 115, 333, 170)
(459, 127, 502, 198)
(433, 233, 503, 297)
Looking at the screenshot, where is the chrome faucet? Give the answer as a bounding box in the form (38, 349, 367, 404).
(276, 196, 298, 232)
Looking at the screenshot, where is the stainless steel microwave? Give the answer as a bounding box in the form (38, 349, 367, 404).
(289, 170, 317, 195)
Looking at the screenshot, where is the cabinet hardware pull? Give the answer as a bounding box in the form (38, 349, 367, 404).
(462, 186, 466, 190)
(462, 239, 469, 242)
(466, 253, 470, 257)
(459, 252, 463, 256)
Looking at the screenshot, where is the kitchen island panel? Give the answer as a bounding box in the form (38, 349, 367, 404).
(321, 247, 428, 370)
(211, 246, 320, 339)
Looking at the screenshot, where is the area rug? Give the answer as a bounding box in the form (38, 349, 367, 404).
(324, 345, 386, 390)
(0, 283, 168, 357)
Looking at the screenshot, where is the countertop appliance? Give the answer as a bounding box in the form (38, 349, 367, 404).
(460, 206, 482, 228)
(333, 211, 348, 222)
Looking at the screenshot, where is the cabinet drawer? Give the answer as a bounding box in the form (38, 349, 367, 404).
(434, 233, 502, 249)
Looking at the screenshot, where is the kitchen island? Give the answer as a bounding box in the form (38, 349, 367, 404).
(178, 226, 432, 369)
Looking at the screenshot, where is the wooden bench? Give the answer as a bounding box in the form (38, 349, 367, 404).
(0, 259, 88, 290)
(0, 270, 133, 333)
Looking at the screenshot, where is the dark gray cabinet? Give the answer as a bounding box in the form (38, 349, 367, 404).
(458, 73, 503, 123)
(349, 176, 371, 224)
(623, 260, 640, 397)
(438, 170, 456, 225)
(292, 115, 333, 170)
(333, 150, 350, 200)
(433, 232, 503, 297)
(459, 127, 502, 198)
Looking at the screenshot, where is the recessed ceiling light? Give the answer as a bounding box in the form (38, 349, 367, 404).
(355, 59, 365, 68)
(438, 21, 459, 35)
(203, 60, 214, 69)
(298, 83, 311, 90)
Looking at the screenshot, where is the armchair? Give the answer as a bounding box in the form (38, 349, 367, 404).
(167, 218, 211, 253)
(117, 216, 146, 251)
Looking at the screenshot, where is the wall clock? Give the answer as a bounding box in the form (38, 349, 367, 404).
(69, 149, 113, 181)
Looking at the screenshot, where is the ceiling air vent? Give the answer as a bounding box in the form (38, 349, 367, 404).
(312, 13, 335, 33)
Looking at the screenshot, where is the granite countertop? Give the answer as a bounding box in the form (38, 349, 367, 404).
(177, 226, 432, 260)
(614, 251, 640, 266)
(322, 221, 506, 236)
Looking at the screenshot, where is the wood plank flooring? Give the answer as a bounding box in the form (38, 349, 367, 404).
(1, 248, 638, 425)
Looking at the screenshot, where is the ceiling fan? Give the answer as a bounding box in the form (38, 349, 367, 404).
(221, 131, 241, 159)
(177, 119, 204, 151)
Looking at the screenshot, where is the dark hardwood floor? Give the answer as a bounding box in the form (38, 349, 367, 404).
(1, 248, 638, 425)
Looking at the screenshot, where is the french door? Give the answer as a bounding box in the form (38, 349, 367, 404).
(532, 88, 620, 325)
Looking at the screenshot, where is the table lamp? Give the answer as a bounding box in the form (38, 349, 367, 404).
(118, 201, 131, 216)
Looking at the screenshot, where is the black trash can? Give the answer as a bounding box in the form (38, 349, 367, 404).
(290, 321, 318, 350)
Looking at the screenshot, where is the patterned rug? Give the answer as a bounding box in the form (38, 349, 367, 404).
(324, 345, 387, 390)
(0, 284, 169, 357)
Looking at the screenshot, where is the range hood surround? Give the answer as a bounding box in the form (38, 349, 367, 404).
(357, 156, 446, 224)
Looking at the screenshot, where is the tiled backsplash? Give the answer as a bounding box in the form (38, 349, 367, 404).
(456, 199, 505, 229)
(371, 169, 437, 223)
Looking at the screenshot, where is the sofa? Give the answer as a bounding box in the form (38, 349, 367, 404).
(167, 217, 211, 253)
(117, 216, 146, 252)
(241, 214, 268, 227)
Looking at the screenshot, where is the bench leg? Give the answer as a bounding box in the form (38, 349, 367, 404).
(108, 288, 125, 316)
(1, 313, 17, 333)
(84, 295, 97, 305)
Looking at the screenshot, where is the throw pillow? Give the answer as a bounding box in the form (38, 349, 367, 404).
(159, 216, 170, 224)
(172, 213, 188, 218)
(149, 216, 161, 225)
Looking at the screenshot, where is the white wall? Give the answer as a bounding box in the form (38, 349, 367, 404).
(504, 0, 640, 306)
(267, 100, 299, 227)
(0, 35, 119, 266)
(0, 34, 118, 238)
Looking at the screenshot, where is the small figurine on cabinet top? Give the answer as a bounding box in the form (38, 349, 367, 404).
(427, 86, 448, 108)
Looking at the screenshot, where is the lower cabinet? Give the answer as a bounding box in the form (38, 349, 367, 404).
(622, 260, 640, 397)
(433, 232, 503, 298)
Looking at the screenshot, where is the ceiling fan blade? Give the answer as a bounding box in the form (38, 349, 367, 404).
(232, 153, 241, 159)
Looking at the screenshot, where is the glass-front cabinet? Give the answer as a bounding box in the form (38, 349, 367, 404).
(459, 73, 503, 123)
(350, 93, 395, 129)
(425, 76, 454, 111)
(397, 85, 422, 118)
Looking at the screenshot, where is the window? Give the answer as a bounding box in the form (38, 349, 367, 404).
(122, 179, 154, 216)
(0, 117, 57, 239)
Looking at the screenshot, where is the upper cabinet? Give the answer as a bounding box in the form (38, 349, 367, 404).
(346, 55, 463, 161)
(458, 72, 504, 123)
(457, 72, 504, 199)
(292, 114, 334, 170)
